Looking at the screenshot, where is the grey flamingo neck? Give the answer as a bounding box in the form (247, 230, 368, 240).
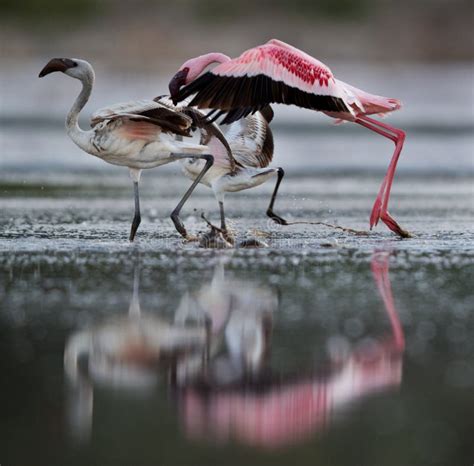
(66, 68, 95, 151)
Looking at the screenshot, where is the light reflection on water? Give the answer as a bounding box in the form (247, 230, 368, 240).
(1, 61, 473, 466)
(64, 252, 404, 449)
(1, 247, 473, 466)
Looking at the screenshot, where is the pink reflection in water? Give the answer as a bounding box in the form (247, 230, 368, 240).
(64, 253, 405, 448)
(179, 252, 404, 448)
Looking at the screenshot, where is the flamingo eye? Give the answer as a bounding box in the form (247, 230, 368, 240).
(180, 67, 190, 83)
(61, 58, 78, 68)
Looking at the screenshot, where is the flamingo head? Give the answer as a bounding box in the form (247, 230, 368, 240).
(169, 66, 190, 104)
(169, 53, 231, 104)
(39, 58, 94, 82)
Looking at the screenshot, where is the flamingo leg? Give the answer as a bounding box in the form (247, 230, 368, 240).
(170, 153, 214, 239)
(129, 181, 141, 242)
(355, 116, 410, 238)
(355, 118, 396, 226)
(266, 168, 288, 225)
(371, 253, 405, 351)
(217, 200, 235, 244)
(206, 109, 220, 120)
(219, 201, 227, 231)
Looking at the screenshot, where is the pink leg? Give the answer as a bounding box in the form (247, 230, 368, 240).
(371, 252, 405, 351)
(355, 116, 410, 238)
(355, 118, 395, 229)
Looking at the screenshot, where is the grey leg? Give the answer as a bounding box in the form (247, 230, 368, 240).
(266, 168, 288, 225)
(170, 154, 214, 238)
(219, 201, 226, 231)
(129, 181, 141, 242)
(218, 200, 234, 245)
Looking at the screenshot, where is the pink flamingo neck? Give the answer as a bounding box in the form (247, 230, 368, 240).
(187, 53, 231, 80)
(197, 52, 230, 66)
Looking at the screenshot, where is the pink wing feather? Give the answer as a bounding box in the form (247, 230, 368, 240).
(175, 39, 353, 124)
(337, 80, 401, 116)
(213, 39, 343, 98)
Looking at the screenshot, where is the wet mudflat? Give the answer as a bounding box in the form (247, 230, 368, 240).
(1, 171, 473, 465)
(1, 69, 473, 465)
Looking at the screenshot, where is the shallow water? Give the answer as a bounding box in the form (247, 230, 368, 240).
(1, 249, 473, 466)
(1, 64, 474, 465)
(1, 164, 473, 466)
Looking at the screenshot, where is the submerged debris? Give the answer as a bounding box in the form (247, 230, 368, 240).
(284, 220, 370, 236)
(247, 229, 272, 239)
(320, 238, 340, 248)
(198, 214, 234, 249)
(238, 238, 269, 248)
(197, 214, 269, 249)
(198, 227, 233, 249)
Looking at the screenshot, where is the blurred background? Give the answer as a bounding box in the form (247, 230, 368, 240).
(1, 3, 473, 466)
(1, 0, 473, 173)
(1, 0, 473, 66)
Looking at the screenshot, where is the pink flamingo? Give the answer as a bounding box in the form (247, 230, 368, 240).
(169, 39, 410, 238)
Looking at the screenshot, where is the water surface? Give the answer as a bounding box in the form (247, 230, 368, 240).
(1, 64, 473, 466)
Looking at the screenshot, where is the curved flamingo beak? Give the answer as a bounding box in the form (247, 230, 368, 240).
(169, 68, 189, 104)
(39, 58, 77, 78)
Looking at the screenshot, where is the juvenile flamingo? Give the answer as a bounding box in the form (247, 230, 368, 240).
(39, 58, 227, 241)
(160, 99, 287, 239)
(169, 39, 410, 238)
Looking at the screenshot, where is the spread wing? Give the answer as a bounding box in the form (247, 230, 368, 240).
(91, 99, 193, 136)
(224, 108, 274, 168)
(178, 106, 241, 171)
(174, 39, 352, 124)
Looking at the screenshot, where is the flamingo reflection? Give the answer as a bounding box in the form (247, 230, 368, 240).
(64, 252, 404, 448)
(177, 251, 404, 448)
(63, 266, 209, 441)
(64, 260, 276, 441)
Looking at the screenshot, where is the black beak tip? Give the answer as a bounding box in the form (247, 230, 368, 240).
(38, 67, 54, 78)
(38, 57, 75, 79)
(168, 83, 177, 102)
(169, 69, 188, 104)
(168, 88, 179, 105)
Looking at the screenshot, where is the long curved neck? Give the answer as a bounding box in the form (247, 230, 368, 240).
(192, 52, 231, 79)
(66, 71, 94, 151)
(203, 52, 230, 66)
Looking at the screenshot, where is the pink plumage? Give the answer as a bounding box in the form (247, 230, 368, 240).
(116, 120, 163, 142)
(170, 39, 410, 238)
(213, 39, 340, 97)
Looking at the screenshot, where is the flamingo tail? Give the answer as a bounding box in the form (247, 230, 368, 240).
(337, 79, 402, 117)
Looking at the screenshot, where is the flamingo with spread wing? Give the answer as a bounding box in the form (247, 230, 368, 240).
(169, 39, 410, 238)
